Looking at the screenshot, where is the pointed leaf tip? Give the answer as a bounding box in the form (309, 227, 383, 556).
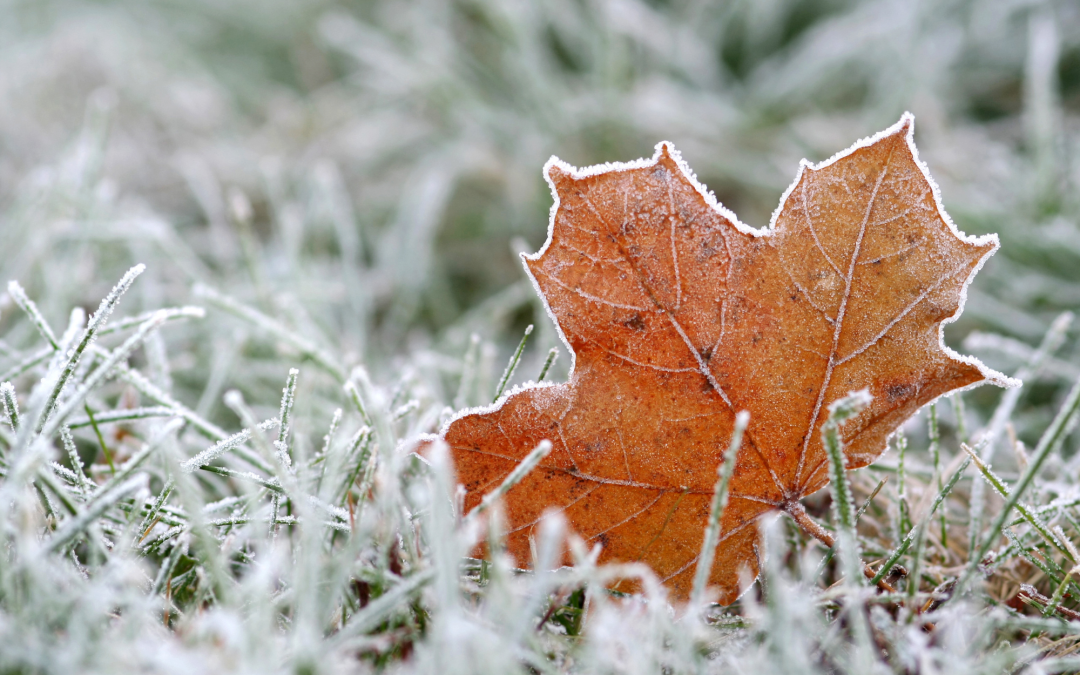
(545, 161, 573, 187)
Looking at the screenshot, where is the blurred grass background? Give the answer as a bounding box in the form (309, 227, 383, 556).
(3, 0, 1079, 420)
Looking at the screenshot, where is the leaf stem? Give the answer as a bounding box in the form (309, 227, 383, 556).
(814, 477, 887, 579)
(784, 501, 894, 592)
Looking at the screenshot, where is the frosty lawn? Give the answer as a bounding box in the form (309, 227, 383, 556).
(1, 1, 1080, 672)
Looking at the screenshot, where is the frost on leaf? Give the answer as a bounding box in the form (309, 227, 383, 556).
(440, 114, 1012, 604)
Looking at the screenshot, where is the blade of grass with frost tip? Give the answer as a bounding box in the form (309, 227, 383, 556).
(194, 284, 347, 383)
(32, 264, 144, 435)
(224, 390, 288, 475)
(391, 399, 418, 421)
(463, 440, 552, 526)
(304, 495, 349, 523)
(929, 404, 946, 547)
(961, 443, 1073, 562)
(36, 474, 65, 527)
(181, 419, 279, 472)
(334, 426, 372, 506)
(961, 375, 1080, 593)
(96, 306, 205, 337)
(7, 280, 60, 349)
(870, 456, 971, 586)
(896, 429, 912, 540)
(349, 368, 395, 466)
(138, 478, 174, 542)
(48, 461, 81, 488)
(822, 391, 871, 585)
(199, 465, 283, 494)
(691, 410, 748, 607)
(66, 406, 179, 429)
(1, 381, 19, 431)
(493, 324, 532, 402)
(350, 438, 378, 519)
(275, 368, 298, 471)
(313, 408, 341, 466)
(537, 347, 558, 382)
(223, 389, 312, 534)
(343, 380, 373, 427)
(313, 408, 342, 496)
(46, 474, 147, 553)
(34, 480, 61, 524)
(38, 309, 168, 440)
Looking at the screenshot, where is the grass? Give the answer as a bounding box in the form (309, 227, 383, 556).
(1, 0, 1080, 672)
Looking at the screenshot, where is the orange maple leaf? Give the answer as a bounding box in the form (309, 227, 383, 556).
(440, 114, 1012, 604)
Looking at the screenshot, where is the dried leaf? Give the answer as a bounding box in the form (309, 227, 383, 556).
(439, 114, 1013, 604)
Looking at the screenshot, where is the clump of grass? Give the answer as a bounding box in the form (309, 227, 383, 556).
(0, 265, 1076, 674)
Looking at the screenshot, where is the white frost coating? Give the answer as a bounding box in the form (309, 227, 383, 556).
(87, 263, 146, 334)
(437, 379, 562, 435)
(181, 418, 280, 472)
(440, 112, 1016, 438)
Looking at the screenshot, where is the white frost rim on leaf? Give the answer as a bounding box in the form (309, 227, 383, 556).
(439, 112, 1018, 440)
(770, 112, 1019, 398)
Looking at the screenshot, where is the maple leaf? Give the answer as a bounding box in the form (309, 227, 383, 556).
(439, 114, 1013, 604)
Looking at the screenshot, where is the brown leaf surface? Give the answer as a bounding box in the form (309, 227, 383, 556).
(440, 114, 1011, 604)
